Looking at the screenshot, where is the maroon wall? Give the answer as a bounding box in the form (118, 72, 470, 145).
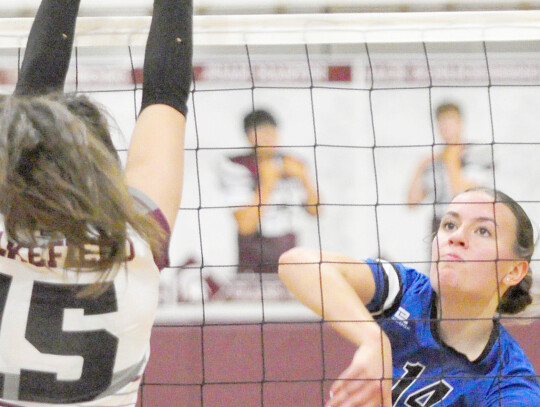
(136, 320, 539, 407)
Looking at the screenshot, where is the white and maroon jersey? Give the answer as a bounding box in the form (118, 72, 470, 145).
(220, 153, 309, 238)
(219, 153, 311, 273)
(0, 188, 170, 407)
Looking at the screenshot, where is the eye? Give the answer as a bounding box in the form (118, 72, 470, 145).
(476, 227, 491, 237)
(441, 220, 456, 231)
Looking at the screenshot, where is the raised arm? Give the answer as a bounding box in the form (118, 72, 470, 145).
(282, 156, 319, 216)
(125, 0, 193, 229)
(233, 157, 282, 235)
(279, 247, 378, 344)
(441, 145, 477, 195)
(407, 155, 431, 207)
(278, 248, 392, 407)
(15, 0, 81, 95)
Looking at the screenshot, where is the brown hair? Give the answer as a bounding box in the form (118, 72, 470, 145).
(50, 93, 120, 161)
(243, 109, 277, 134)
(436, 102, 461, 118)
(463, 187, 535, 314)
(0, 95, 164, 288)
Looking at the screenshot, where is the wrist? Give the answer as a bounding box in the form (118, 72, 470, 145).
(354, 322, 387, 348)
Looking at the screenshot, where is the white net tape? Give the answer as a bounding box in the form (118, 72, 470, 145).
(2, 11, 540, 49)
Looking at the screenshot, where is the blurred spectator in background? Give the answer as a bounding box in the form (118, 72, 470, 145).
(407, 102, 493, 234)
(220, 109, 318, 274)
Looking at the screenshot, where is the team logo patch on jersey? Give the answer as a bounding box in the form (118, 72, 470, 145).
(392, 306, 411, 330)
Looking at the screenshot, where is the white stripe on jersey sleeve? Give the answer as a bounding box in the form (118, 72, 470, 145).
(371, 259, 401, 316)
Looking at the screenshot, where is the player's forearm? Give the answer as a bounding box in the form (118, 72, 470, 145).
(234, 177, 279, 234)
(407, 163, 429, 206)
(278, 248, 380, 348)
(303, 185, 319, 216)
(140, 0, 193, 117)
(15, 0, 81, 95)
(233, 206, 261, 235)
(444, 155, 474, 195)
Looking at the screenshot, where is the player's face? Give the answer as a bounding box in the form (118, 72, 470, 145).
(247, 123, 278, 157)
(437, 110, 462, 144)
(430, 191, 519, 302)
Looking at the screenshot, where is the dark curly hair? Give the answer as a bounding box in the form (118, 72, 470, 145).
(243, 109, 277, 134)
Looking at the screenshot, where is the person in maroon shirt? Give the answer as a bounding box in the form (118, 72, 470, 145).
(222, 109, 318, 273)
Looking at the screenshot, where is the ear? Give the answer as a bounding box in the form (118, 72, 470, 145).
(502, 260, 529, 288)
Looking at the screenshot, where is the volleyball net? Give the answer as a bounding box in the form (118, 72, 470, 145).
(1, 11, 540, 407)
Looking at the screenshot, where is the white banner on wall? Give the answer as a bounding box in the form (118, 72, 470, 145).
(1, 45, 539, 322)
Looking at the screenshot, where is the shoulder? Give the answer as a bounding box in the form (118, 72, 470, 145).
(366, 260, 429, 292)
(485, 378, 540, 406)
(389, 262, 432, 314)
(219, 153, 257, 181)
(228, 153, 257, 173)
(416, 154, 440, 171)
(364, 259, 430, 317)
(496, 326, 537, 368)
(483, 326, 540, 405)
(282, 154, 305, 165)
(218, 154, 258, 193)
(462, 145, 494, 167)
(393, 262, 430, 289)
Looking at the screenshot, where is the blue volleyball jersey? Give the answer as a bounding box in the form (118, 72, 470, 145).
(365, 259, 540, 407)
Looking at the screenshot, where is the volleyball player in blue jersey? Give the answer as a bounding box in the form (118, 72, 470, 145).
(279, 187, 540, 406)
(0, 0, 191, 405)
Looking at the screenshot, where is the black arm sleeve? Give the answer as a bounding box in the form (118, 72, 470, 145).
(15, 0, 81, 96)
(140, 0, 193, 117)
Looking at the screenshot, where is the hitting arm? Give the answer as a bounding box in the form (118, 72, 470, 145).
(278, 248, 393, 407)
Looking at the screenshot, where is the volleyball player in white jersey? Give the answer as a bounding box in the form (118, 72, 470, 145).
(0, 0, 191, 405)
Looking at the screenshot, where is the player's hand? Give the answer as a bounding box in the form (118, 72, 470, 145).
(282, 156, 308, 180)
(326, 332, 393, 407)
(258, 157, 283, 189)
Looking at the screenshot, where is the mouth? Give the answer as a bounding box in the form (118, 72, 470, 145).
(439, 253, 463, 262)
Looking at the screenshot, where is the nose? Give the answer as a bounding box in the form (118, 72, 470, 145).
(447, 226, 467, 247)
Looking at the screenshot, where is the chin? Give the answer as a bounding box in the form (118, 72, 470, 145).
(430, 264, 461, 294)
